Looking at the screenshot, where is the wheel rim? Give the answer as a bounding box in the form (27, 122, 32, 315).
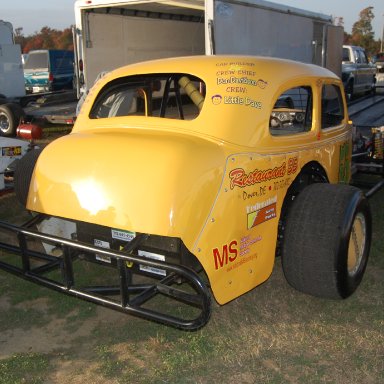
(0, 113, 9, 132)
(347, 212, 366, 276)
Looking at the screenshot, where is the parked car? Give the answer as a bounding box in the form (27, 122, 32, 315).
(372, 52, 384, 89)
(0, 56, 373, 330)
(24, 49, 74, 93)
(371, 52, 384, 65)
(342, 45, 376, 99)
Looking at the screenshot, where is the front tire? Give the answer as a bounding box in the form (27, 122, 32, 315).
(282, 183, 371, 299)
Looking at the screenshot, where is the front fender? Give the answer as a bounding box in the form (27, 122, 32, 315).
(27, 129, 226, 249)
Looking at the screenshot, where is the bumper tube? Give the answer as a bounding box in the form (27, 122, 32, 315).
(0, 217, 211, 331)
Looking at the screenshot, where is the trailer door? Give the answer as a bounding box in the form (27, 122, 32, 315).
(212, 0, 315, 64)
(322, 25, 344, 77)
(79, 2, 205, 90)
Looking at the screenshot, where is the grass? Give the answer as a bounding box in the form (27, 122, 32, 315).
(0, 353, 50, 384)
(0, 170, 383, 383)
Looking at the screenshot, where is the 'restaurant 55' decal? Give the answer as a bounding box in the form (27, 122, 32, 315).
(229, 158, 298, 189)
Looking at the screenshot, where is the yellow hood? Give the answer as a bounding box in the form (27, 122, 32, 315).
(28, 128, 226, 249)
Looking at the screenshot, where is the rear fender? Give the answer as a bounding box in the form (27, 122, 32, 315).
(27, 129, 226, 251)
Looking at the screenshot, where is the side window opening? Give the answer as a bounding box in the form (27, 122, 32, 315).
(270, 86, 312, 136)
(89, 73, 205, 120)
(321, 84, 345, 129)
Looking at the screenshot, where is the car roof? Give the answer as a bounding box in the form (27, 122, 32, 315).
(78, 55, 341, 147)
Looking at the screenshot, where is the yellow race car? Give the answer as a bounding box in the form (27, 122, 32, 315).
(1, 56, 372, 330)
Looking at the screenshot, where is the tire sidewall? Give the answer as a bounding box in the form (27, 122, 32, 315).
(281, 183, 372, 299)
(336, 194, 371, 297)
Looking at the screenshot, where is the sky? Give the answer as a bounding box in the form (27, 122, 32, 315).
(1, 0, 384, 40)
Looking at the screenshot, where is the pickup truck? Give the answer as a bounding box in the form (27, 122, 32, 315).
(372, 52, 384, 89)
(342, 45, 376, 99)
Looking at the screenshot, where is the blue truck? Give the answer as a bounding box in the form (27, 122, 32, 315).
(24, 50, 74, 94)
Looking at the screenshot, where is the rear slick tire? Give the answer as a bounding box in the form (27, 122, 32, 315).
(281, 183, 371, 299)
(14, 148, 43, 207)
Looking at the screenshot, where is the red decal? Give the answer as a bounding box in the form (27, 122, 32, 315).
(213, 240, 238, 270)
(287, 157, 298, 175)
(229, 164, 286, 189)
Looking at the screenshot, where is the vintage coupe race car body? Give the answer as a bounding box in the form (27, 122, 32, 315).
(0, 56, 372, 329)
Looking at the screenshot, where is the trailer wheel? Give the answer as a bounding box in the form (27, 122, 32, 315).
(282, 183, 371, 299)
(14, 148, 43, 207)
(0, 103, 24, 137)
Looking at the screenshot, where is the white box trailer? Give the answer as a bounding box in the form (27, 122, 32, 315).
(0, 20, 14, 45)
(73, 0, 343, 96)
(0, 20, 25, 98)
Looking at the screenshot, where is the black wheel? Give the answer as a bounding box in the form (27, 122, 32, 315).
(282, 183, 371, 299)
(0, 103, 24, 137)
(14, 148, 43, 207)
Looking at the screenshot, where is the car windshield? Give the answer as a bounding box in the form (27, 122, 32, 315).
(24, 52, 48, 70)
(89, 73, 205, 121)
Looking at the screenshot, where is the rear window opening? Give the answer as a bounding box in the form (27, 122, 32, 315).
(89, 73, 206, 121)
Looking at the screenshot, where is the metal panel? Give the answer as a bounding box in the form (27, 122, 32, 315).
(213, 0, 315, 63)
(83, 10, 205, 88)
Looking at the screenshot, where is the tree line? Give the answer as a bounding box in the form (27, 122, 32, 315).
(14, 6, 382, 56)
(334, 7, 381, 55)
(14, 26, 74, 53)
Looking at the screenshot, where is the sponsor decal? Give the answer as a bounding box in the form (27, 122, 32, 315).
(213, 240, 238, 270)
(239, 235, 262, 256)
(229, 164, 286, 189)
(226, 253, 258, 272)
(213, 236, 261, 271)
(2, 146, 22, 157)
(111, 229, 136, 242)
(247, 203, 277, 229)
(94, 239, 112, 263)
(223, 96, 262, 109)
(246, 195, 277, 214)
(211, 94, 262, 109)
(215, 61, 256, 69)
(217, 77, 268, 89)
(138, 250, 166, 276)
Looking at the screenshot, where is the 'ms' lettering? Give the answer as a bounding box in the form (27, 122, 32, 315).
(213, 240, 238, 270)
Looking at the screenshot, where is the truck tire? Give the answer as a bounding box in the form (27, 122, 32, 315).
(14, 148, 43, 207)
(0, 103, 24, 137)
(345, 81, 354, 101)
(281, 183, 371, 299)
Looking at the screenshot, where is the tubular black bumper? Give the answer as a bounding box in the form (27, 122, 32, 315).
(0, 217, 211, 330)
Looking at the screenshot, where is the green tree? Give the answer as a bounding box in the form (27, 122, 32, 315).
(350, 7, 377, 54)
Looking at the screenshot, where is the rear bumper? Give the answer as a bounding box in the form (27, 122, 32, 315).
(0, 215, 211, 330)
